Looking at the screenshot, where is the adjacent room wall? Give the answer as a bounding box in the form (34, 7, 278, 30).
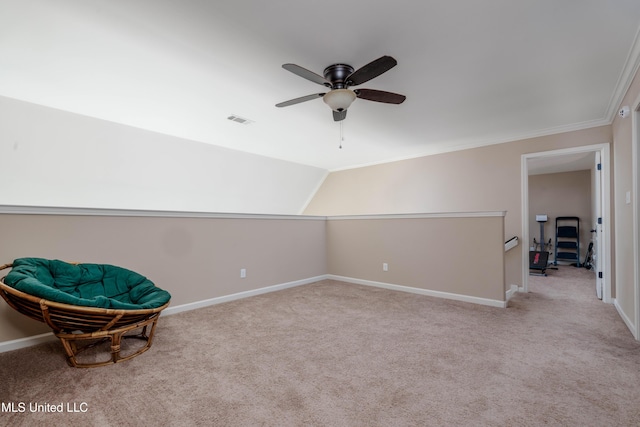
(304, 125, 612, 290)
(528, 170, 592, 263)
(0, 211, 327, 343)
(0, 96, 327, 215)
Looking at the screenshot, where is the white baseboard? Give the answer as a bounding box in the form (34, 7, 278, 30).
(505, 284, 519, 302)
(161, 275, 329, 316)
(0, 275, 328, 354)
(613, 298, 638, 339)
(0, 332, 57, 354)
(1, 273, 509, 353)
(327, 275, 507, 308)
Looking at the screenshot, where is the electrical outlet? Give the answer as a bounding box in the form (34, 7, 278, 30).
(383, 263, 388, 272)
(240, 268, 246, 278)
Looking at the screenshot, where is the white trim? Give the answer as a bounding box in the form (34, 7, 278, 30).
(602, 144, 613, 303)
(327, 275, 507, 308)
(632, 93, 640, 340)
(0, 275, 329, 354)
(0, 272, 510, 352)
(0, 332, 56, 353)
(605, 24, 640, 122)
(521, 143, 612, 301)
(0, 205, 326, 220)
(506, 284, 519, 302)
(614, 299, 638, 339)
(161, 275, 328, 316)
(521, 154, 530, 293)
(328, 211, 506, 221)
(0, 205, 505, 221)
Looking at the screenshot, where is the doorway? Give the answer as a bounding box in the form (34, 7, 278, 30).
(521, 143, 612, 302)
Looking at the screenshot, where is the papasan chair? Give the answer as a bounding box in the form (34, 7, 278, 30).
(0, 258, 171, 368)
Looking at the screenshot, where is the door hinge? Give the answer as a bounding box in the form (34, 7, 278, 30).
(598, 217, 602, 225)
(598, 272, 603, 279)
(597, 163, 602, 171)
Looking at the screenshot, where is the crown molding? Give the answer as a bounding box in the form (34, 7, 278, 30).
(605, 23, 640, 122)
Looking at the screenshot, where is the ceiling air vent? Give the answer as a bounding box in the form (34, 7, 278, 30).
(227, 114, 253, 125)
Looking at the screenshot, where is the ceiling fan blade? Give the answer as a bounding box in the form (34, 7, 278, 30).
(282, 64, 332, 87)
(346, 56, 398, 86)
(276, 93, 325, 108)
(333, 110, 347, 122)
(355, 89, 406, 104)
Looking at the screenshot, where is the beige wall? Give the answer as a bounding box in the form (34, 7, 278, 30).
(528, 170, 592, 263)
(0, 209, 509, 345)
(305, 125, 612, 289)
(612, 63, 640, 332)
(327, 214, 506, 302)
(0, 212, 327, 343)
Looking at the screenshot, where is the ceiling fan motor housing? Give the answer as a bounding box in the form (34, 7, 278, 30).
(323, 64, 354, 89)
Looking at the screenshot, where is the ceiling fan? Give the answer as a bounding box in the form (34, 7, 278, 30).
(275, 55, 406, 122)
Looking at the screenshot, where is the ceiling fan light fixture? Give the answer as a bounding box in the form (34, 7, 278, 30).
(323, 89, 356, 112)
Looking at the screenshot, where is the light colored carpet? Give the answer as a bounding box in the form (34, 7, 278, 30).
(1, 266, 639, 426)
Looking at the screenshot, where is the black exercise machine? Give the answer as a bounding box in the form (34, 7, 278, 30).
(529, 214, 557, 276)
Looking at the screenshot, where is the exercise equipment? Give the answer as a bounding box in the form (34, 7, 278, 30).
(554, 216, 580, 266)
(583, 242, 593, 270)
(530, 215, 552, 276)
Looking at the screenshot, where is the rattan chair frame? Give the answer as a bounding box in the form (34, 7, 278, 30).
(0, 263, 169, 368)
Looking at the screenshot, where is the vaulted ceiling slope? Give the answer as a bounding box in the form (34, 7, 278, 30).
(1, 1, 640, 171)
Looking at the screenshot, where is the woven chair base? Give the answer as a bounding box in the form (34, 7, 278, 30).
(56, 313, 162, 368)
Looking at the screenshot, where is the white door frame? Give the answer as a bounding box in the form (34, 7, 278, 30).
(594, 150, 603, 299)
(521, 143, 612, 302)
(632, 99, 640, 340)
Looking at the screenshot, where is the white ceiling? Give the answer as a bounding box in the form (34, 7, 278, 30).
(1, 0, 640, 171)
(527, 152, 595, 176)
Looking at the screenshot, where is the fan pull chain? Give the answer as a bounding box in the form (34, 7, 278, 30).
(339, 121, 344, 149)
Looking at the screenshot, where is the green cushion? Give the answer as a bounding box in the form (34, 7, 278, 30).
(4, 258, 171, 310)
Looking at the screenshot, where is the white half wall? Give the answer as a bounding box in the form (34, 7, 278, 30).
(0, 96, 327, 214)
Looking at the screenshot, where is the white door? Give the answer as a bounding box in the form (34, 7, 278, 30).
(594, 151, 604, 299)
